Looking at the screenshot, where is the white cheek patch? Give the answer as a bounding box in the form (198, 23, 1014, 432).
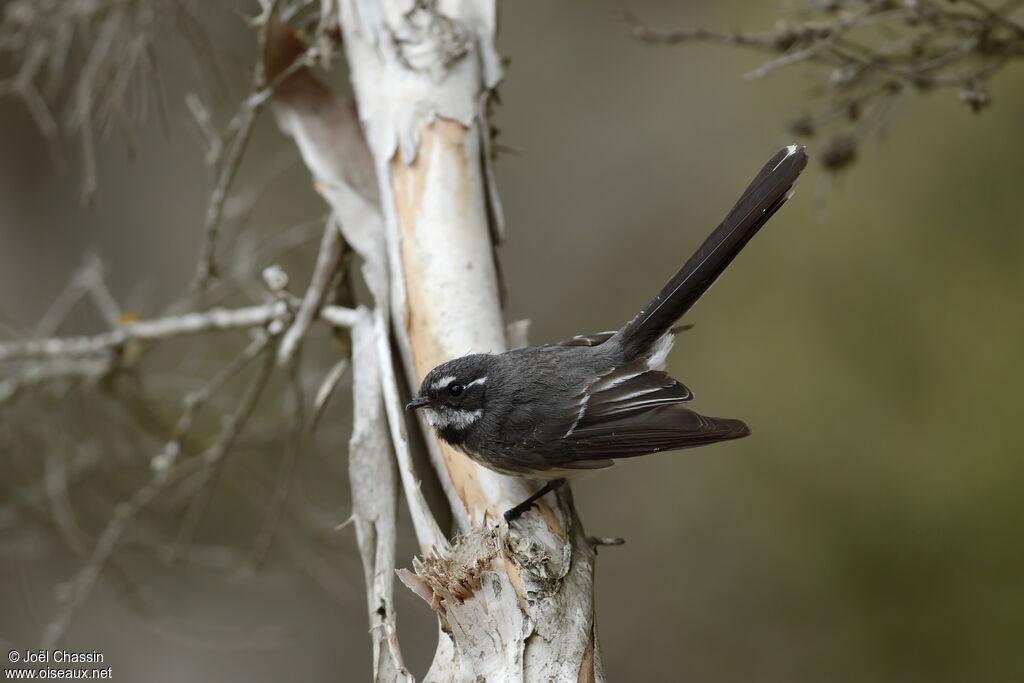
(424, 406, 484, 431)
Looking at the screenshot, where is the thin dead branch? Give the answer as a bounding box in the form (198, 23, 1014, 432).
(627, 0, 1024, 170)
(0, 0, 210, 200)
(0, 299, 360, 364)
(277, 216, 347, 365)
(169, 334, 277, 560)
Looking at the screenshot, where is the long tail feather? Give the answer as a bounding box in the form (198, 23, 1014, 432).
(614, 145, 808, 359)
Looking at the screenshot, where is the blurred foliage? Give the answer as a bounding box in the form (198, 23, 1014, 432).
(0, 0, 211, 200)
(628, 0, 1024, 171)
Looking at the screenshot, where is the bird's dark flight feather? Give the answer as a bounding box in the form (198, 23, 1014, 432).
(564, 405, 749, 460)
(614, 146, 808, 360)
(574, 370, 693, 427)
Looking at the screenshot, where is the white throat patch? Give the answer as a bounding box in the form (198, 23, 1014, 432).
(424, 405, 484, 431)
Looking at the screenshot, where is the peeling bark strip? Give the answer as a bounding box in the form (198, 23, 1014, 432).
(349, 307, 414, 682)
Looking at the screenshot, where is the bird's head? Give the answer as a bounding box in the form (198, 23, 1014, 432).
(406, 354, 494, 437)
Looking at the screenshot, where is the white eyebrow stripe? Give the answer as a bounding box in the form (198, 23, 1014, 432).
(465, 376, 487, 388)
(430, 375, 457, 392)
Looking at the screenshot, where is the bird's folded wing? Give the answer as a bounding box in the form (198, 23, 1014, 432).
(542, 369, 747, 464)
(576, 368, 693, 423)
(564, 406, 749, 459)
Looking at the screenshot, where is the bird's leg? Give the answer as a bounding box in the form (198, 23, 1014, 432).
(503, 478, 567, 523)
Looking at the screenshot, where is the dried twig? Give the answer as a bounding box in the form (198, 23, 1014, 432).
(191, 2, 328, 290)
(310, 356, 350, 430)
(0, 303, 289, 362)
(247, 351, 306, 567)
(277, 216, 346, 365)
(0, 300, 361, 363)
(0, 0, 209, 199)
(627, 0, 1024, 170)
(170, 335, 277, 560)
(150, 333, 273, 478)
(40, 454, 204, 648)
(0, 357, 112, 406)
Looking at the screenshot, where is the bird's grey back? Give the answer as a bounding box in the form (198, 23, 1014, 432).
(460, 342, 621, 472)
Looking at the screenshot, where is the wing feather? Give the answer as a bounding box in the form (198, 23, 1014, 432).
(535, 366, 745, 468)
(574, 369, 693, 427)
(566, 405, 749, 459)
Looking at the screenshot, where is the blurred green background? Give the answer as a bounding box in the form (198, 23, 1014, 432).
(2, 1, 1023, 681)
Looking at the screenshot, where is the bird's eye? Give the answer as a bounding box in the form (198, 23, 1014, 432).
(448, 383, 464, 396)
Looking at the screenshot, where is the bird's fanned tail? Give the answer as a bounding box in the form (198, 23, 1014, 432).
(614, 145, 808, 360)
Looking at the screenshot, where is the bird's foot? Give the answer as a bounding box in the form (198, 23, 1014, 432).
(503, 501, 536, 523)
(502, 478, 567, 524)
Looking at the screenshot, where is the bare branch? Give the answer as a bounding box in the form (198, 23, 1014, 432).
(277, 216, 346, 365)
(627, 1, 1024, 170)
(35, 254, 121, 336)
(310, 356, 350, 429)
(170, 336, 276, 560)
(41, 456, 204, 649)
(0, 302, 290, 362)
(0, 357, 111, 406)
(191, 4, 330, 290)
(319, 305, 359, 328)
(150, 332, 273, 478)
(247, 350, 306, 567)
(0, 0, 212, 197)
(190, 85, 260, 289)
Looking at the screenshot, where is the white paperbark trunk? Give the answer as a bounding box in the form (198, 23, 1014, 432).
(272, 2, 605, 679)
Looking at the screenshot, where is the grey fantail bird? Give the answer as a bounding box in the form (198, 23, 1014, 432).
(406, 146, 808, 522)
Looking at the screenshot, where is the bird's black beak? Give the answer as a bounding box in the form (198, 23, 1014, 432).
(405, 397, 431, 411)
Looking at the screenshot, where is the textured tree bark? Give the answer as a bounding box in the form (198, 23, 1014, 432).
(337, 2, 605, 681)
(267, 0, 605, 679)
